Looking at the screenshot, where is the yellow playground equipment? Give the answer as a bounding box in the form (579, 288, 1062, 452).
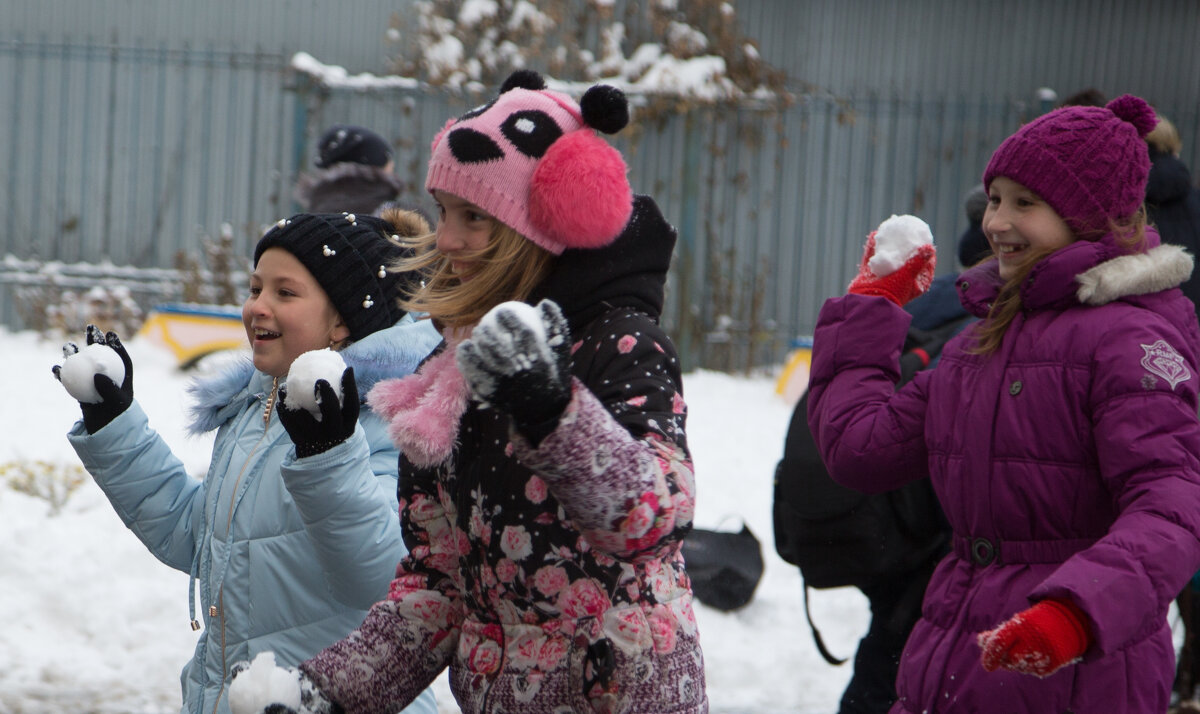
(136, 303, 245, 369)
(774, 336, 813, 406)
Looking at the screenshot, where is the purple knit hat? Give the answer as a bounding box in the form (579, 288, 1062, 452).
(425, 70, 634, 255)
(983, 94, 1158, 236)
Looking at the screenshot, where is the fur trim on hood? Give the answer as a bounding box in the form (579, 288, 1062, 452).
(185, 315, 440, 435)
(1076, 243, 1194, 305)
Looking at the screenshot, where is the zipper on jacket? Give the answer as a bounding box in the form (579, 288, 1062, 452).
(211, 377, 278, 713)
(226, 378, 278, 532)
(210, 589, 227, 714)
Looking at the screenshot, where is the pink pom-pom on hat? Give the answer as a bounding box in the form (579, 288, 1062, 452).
(983, 94, 1158, 236)
(425, 70, 633, 255)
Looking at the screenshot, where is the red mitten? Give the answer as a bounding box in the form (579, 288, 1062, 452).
(978, 599, 1091, 678)
(847, 231, 937, 306)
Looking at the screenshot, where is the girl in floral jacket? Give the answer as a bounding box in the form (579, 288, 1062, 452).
(229, 70, 706, 714)
(809, 96, 1200, 713)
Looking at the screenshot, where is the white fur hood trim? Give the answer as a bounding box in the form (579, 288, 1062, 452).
(1076, 244, 1194, 306)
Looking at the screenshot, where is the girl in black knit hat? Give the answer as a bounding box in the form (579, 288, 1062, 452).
(52, 209, 441, 714)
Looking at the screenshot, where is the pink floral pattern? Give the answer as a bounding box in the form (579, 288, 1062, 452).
(301, 309, 706, 713)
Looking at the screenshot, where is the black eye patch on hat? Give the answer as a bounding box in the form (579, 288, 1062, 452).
(501, 110, 563, 158)
(448, 128, 505, 164)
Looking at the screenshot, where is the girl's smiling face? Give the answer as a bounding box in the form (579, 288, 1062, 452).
(983, 176, 1077, 280)
(242, 247, 348, 377)
(433, 190, 495, 282)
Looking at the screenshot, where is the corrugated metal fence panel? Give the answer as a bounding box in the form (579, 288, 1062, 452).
(740, 0, 1200, 115)
(0, 37, 300, 328)
(5, 1, 1200, 370)
(8, 0, 405, 73)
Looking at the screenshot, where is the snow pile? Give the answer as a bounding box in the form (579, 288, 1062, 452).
(4, 328, 868, 713)
(290, 52, 420, 91)
(282, 348, 346, 417)
(227, 652, 300, 714)
(56, 342, 125, 403)
(868, 214, 933, 276)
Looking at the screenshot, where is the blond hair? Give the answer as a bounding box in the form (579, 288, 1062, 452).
(968, 210, 1147, 356)
(1146, 115, 1182, 157)
(393, 221, 555, 329)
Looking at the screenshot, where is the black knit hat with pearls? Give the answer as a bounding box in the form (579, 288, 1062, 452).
(253, 212, 418, 342)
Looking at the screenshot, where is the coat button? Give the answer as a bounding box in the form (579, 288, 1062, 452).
(1009, 381, 1022, 395)
(971, 537, 997, 566)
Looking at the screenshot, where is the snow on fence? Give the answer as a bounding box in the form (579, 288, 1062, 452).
(7, 33, 1179, 371)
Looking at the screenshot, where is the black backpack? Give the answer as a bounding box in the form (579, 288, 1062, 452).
(681, 523, 764, 611)
(772, 391, 947, 591)
(772, 319, 966, 663)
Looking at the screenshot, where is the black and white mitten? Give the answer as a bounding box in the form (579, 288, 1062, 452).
(52, 324, 134, 434)
(228, 652, 338, 714)
(277, 368, 360, 457)
(456, 299, 572, 446)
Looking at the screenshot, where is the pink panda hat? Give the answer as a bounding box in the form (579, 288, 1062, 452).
(424, 69, 634, 255)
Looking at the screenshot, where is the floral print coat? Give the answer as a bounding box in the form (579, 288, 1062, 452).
(301, 195, 708, 714)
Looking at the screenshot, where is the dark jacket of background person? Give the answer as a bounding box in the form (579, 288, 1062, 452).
(1147, 146, 1200, 310)
(294, 162, 405, 216)
(294, 124, 405, 216)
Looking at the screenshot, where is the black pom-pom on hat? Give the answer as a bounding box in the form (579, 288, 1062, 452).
(500, 69, 546, 94)
(580, 85, 629, 135)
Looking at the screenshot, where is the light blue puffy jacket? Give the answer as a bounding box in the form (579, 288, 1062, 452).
(68, 316, 441, 714)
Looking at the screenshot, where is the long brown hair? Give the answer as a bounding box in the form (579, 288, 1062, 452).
(393, 221, 555, 329)
(968, 209, 1148, 356)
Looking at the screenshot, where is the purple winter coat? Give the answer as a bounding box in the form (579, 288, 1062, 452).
(809, 229, 1200, 713)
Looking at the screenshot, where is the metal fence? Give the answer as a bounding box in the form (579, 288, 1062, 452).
(3, 34, 1198, 371)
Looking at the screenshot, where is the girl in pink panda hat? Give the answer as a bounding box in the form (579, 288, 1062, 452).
(229, 69, 707, 714)
(809, 94, 1200, 713)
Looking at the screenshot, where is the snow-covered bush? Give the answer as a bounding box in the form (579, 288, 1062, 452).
(0, 460, 88, 516)
(10, 221, 246, 339)
(176, 223, 243, 307)
(386, 0, 788, 110)
(16, 280, 146, 339)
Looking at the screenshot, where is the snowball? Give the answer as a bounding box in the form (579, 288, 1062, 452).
(227, 651, 301, 714)
(867, 214, 933, 276)
(481, 301, 547, 340)
(58, 343, 126, 404)
(477, 301, 559, 373)
(282, 349, 346, 417)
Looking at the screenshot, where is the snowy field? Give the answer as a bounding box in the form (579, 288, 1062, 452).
(0, 327, 868, 713)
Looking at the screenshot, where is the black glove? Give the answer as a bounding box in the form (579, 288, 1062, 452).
(457, 299, 572, 446)
(228, 653, 339, 714)
(277, 367, 360, 458)
(52, 324, 134, 434)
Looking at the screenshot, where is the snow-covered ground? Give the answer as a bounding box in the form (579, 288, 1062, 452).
(1, 327, 866, 713)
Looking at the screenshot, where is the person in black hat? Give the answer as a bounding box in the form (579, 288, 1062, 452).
(293, 124, 406, 216)
(53, 209, 442, 714)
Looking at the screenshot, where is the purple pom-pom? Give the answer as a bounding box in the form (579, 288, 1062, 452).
(1106, 94, 1158, 137)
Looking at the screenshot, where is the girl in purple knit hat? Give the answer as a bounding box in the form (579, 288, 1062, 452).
(807, 95, 1200, 713)
(227, 69, 707, 714)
